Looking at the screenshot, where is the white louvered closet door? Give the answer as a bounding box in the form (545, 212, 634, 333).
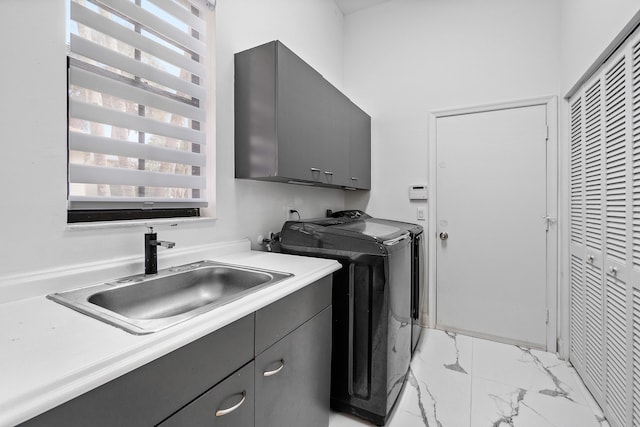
(603, 52, 629, 427)
(569, 91, 587, 375)
(568, 27, 640, 427)
(631, 36, 640, 427)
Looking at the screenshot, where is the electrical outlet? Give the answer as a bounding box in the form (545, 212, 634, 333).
(285, 206, 295, 221)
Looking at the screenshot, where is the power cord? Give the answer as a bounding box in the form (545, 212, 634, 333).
(289, 209, 301, 220)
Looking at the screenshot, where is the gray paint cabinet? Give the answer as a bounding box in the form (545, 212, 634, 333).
(20, 276, 332, 427)
(235, 40, 371, 190)
(349, 102, 372, 190)
(255, 275, 333, 427)
(255, 307, 332, 427)
(20, 314, 255, 427)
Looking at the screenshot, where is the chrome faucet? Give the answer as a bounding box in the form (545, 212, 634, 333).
(145, 227, 175, 275)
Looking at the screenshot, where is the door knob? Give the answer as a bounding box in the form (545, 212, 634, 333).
(439, 232, 448, 240)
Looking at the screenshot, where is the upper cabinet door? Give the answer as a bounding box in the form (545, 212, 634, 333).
(349, 103, 371, 190)
(276, 43, 326, 183)
(322, 83, 351, 187)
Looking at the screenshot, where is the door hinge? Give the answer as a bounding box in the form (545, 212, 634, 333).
(546, 309, 549, 324)
(544, 125, 549, 142)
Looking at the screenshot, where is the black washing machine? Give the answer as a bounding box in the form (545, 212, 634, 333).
(279, 215, 412, 426)
(331, 210, 425, 355)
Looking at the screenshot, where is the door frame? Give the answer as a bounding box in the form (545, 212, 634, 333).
(427, 96, 559, 352)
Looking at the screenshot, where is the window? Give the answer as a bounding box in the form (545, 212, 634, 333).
(67, 0, 213, 222)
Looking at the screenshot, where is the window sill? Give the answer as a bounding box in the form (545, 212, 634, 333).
(66, 216, 216, 231)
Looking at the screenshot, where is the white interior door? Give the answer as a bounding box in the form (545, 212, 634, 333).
(435, 104, 549, 349)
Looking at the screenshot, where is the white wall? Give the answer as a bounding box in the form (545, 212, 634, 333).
(560, 0, 640, 93)
(339, 0, 640, 349)
(0, 0, 346, 287)
(341, 0, 561, 329)
(342, 0, 562, 223)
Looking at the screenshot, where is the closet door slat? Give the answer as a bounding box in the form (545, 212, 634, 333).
(605, 274, 629, 426)
(604, 57, 628, 265)
(571, 97, 584, 246)
(570, 254, 586, 369)
(585, 81, 603, 251)
(585, 263, 605, 396)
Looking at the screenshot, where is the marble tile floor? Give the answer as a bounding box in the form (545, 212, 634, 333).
(329, 329, 608, 427)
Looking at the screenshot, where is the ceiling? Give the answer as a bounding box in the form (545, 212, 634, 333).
(334, 0, 389, 15)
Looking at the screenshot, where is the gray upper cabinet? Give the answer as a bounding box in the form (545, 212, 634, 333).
(319, 80, 351, 187)
(348, 102, 371, 190)
(235, 40, 369, 190)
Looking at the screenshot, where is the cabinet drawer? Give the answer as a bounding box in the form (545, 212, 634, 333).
(159, 362, 255, 427)
(255, 275, 332, 355)
(21, 314, 255, 427)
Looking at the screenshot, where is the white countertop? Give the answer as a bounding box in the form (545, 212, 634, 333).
(0, 247, 340, 426)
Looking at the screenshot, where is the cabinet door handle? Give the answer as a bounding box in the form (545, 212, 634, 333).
(215, 391, 246, 417)
(263, 359, 285, 377)
(351, 177, 358, 181)
(324, 171, 334, 175)
(310, 167, 321, 172)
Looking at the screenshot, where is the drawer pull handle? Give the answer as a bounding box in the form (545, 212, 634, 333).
(310, 168, 321, 172)
(324, 171, 334, 175)
(215, 391, 246, 417)
(263, 359, 285, 377)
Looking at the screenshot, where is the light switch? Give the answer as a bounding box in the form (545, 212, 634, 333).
(417, 207, 426, 221)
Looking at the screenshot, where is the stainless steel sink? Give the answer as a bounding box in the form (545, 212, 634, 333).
(48, 261, 292, 334)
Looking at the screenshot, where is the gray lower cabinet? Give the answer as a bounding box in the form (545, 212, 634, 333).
(255, 307, 332, 427)
(19, 276, 332, 427)
(235, 40, 370, 190)
(19, 314, 255, 427)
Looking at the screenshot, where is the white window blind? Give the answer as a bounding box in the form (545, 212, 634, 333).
(67, 0, 210, 211)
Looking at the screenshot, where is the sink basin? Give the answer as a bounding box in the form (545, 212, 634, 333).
(48, 261, 292, 334)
